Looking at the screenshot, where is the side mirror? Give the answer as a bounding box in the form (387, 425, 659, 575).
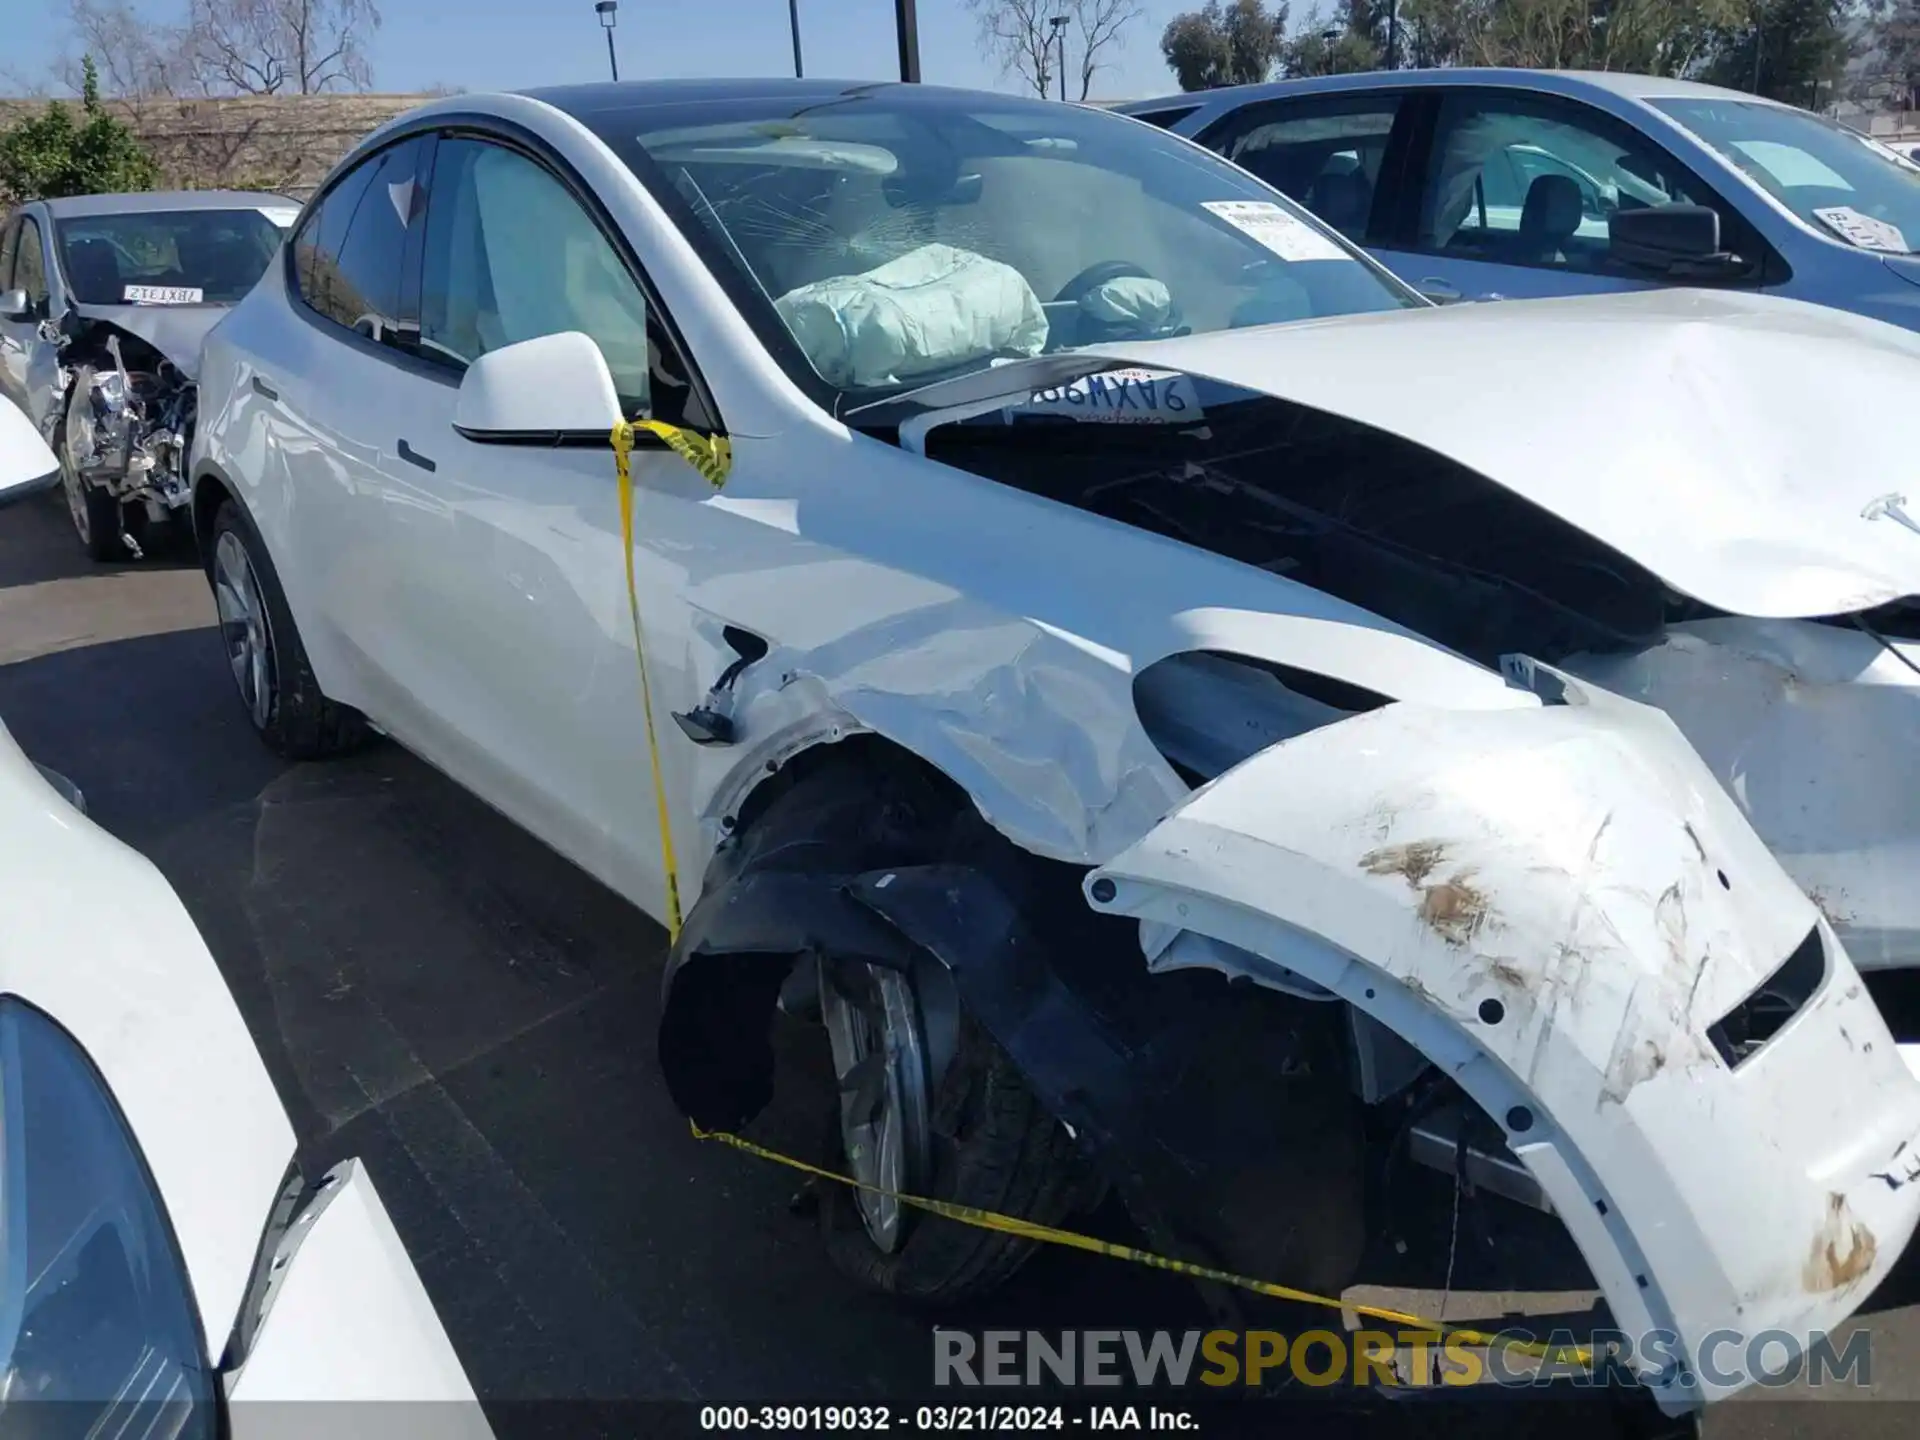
(0, 289, 32, 323)
(452, 331, 626, 445)
(0, 399, 60, 508)
(1608, 204, 1740, 276)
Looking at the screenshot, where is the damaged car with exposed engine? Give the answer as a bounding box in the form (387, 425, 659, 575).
(189, 79, 1920, 1422)
(0, 190, 298, 560)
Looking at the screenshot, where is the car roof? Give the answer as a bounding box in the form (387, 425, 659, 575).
(521, 76, 1098, 125)
(38, 190, 296, 219)
(1119, 67, 1795, 115)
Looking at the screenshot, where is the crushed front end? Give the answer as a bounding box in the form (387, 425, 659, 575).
(56, 320, 196, 551)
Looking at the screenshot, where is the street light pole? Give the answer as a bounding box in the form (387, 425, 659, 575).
(594, 0, 619, 82)
(895, 0, 921, 81)
(1049, 14, 1069, 102)
(1385, 0, 1398, 69)
(788, 0, 804, 78)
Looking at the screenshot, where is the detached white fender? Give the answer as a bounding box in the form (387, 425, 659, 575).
(1086, 668, 1920, 1413)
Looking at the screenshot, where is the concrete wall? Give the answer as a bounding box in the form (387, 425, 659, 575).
(0, 92, 431, 201)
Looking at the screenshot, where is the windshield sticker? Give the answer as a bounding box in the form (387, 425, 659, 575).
(122, 284, 204, 305)
(259, 206, 300, 227)
(1813, 205, 1909, 253)
(1011, 368, 1204, 425)
(1202, 199, 1348, 263)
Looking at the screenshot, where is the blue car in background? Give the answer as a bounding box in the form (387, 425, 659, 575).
(1120, 69, 1920, 328)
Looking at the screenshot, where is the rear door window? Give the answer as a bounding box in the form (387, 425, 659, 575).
(14, 218, 47, 309)
(1201, 95, 1406, 242)
(0, 215, 18, 291)
(292, 136, 425, 346)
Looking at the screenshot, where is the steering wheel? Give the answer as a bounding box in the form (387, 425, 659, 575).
(1051, 259, 1158, 306)
(1049, 260, 1183, 346)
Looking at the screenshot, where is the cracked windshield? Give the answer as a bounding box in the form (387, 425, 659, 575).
(620, 90, 1417, 395)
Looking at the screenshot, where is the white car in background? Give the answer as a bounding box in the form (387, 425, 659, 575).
(0, 405, 485, 1434)
(188, 78, 1920, 1417)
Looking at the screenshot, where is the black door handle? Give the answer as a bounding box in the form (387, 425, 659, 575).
(251, 375, 279, 401)
(397, 438, 436, 472)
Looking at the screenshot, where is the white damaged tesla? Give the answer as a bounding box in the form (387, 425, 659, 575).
(186, 78, 1920, 1417)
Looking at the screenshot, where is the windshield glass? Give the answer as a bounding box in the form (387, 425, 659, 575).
(53, 208, 286, 306)
(1654, 98, 1920, 255)
(601, 88, 1418, 402)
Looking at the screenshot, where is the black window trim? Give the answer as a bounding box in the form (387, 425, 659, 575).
(290, 111, 724, 438)
(1390, 83, 1781, 287)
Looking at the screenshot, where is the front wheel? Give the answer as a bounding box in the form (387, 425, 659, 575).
(818, 960, 1095, 1304)
(57, 412, 129, 563)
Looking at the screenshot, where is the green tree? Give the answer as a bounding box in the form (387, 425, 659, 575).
(1161, 0, 1291, 89)
(0, 55, 159, 202)
(1702, 0, 1852, 102)
(1282, 2, 1384, 73)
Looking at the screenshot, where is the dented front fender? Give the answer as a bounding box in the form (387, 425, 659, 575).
(1088, 670, 1920, 1412)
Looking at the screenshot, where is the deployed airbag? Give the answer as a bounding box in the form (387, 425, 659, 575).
(775, 243, 1047, 388)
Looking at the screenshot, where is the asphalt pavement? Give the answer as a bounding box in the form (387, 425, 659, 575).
(3, 484, 1916, 1438)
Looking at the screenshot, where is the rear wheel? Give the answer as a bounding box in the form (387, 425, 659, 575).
(208, 500, 369, 759)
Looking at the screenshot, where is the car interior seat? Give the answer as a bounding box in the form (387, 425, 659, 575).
(1305, 167, 1374, 239)
(1514, 173, 1584, 265)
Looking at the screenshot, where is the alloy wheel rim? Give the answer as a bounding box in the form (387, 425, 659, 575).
(212, 531, 273, 729)
(58, 430, 90, 544)
(820, 962, 933, 1253)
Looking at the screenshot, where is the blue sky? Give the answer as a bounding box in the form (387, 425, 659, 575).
(8, 0, 1205, 102)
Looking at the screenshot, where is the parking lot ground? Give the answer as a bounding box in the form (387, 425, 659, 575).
(5, 486, 1919, 1437)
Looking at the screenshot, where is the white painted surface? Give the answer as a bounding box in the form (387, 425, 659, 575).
(226, 1161, 489, 1417)
(0, 716, 294, 1346)
(1568, 618, 1920, 970)
(0, 397, 56, 500)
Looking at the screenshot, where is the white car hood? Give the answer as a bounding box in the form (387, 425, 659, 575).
(0, 718, 296, 1346)
(1042, 288, 1920, 620)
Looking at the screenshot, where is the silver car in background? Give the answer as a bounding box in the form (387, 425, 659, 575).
(1123, 69, 1920, 328)
(0, 191, 298, 559)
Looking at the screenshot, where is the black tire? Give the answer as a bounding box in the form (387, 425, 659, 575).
(208, 498, 369, 759)
(820, 1010, 1096, 1305)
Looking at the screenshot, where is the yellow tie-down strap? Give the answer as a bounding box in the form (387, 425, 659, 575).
(689, 1122, 1596, 1371)
(610, 418, 732, 940)
(607, 421, 1591, 1375)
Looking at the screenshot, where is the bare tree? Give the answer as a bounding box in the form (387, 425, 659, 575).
(969, 0, 1146, 101)
(189, 0, 382, 95)
(61, 0, 380, 100)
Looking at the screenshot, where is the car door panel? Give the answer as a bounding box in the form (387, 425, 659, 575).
(327, 132, 727, 894)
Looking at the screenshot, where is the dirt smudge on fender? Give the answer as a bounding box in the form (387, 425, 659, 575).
(1803, 1193, 1878, 1292)
(1362, 840, 1448, 888)
(1360, 841, 1492, 948)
